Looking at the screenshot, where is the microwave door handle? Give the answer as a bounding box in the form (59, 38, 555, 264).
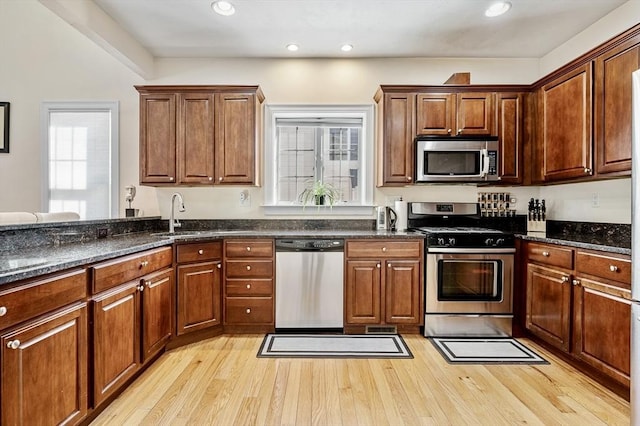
(480, 148, 490, 177)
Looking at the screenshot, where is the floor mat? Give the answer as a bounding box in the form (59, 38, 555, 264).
(257, 334, 413, 358)
(429, 337, 548, 364)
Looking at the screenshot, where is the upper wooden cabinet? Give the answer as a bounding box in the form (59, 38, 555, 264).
(497, 93, 525, 184)
(594, 37, 640, 176)
(136, 85, 264, 186)
(536, 64, 593, 183)
(416, 92, 495, 137)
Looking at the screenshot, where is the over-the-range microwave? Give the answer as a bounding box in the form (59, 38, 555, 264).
(415, 136, 499, 183)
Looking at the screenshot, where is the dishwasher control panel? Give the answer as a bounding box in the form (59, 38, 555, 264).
(275, 239, 344, 251)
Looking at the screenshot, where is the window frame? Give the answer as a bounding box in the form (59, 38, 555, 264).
(263, 104, 374, 215)
(40, 101, 119, 219)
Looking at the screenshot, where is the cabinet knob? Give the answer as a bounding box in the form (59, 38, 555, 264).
(0, 306, 7, 317)
(572, 279, 581, 286)
(139, 260, 149, 268)
(447, 129, 452, 134)
(376, 263, 381, 268)
(542, 251, 550, 257)
(7, 340, 20, 350)
(561, 276, 570, 283)
(382, 247, 387, 252)
(138, 284, 145, 292)
(246, 308, 251, 314)
(217, 263, 221, 269)
(247, 246, 251, 251)
(246, 284, 251, 289)
(246, 265, 251, 271)
(219, 177, 223, 182)
(584, 168, 591, 174)
(609, 265, 619, 272)
(208, 177, 213, 181)
(406, 176, 412, 182)
(457, 129, 462, 135)
(387, 263, 392, 268)
(198, 249, 204, 255)
(169, 177, 174, 181)
(145, 280, 151, 287)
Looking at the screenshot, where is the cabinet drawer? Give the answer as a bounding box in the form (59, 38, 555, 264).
(576, 251, 631, 285)
(346, 240, 422, 258)
(177, 242, 222, 263)
(226, 279, 273, 296)
(225, 240, 273, 258)
(0, 269, 86, 331)
(225, 297, 273, 324)
(225, 260, 273, 278)
(92, 247, 172, 293)
(526, 243, 573, 269)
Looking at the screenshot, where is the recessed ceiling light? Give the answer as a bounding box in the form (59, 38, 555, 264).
(341, 44, 353, 52)
(286, 44, 299, 52)
(211, 1, 235, 16)
(485, 1, 511, 17)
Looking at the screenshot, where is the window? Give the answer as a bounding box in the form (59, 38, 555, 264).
(264, 105, 373, 214)
(41, 102, 119, 219)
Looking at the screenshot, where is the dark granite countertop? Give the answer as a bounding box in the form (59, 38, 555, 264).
(0, 229, 424, 287)
(517, 234, 631, 256)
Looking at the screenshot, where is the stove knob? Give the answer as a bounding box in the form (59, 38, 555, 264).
(484, 238, 495, 246)
(448, 238, 456, 246)
(437, 237, 445, 246)
(496, 238, 505, 246)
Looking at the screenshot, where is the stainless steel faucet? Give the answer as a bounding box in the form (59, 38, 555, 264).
(169, 192, 185, 234)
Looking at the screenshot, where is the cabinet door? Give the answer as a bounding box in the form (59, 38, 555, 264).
(345, 260, 382, 324)
(496, 93, 524, 183)
(140, 93, 176, 184)
(379, 92, 416, 185)
(416, 93, 454, 136)
(525, 263, 572, 351)
(456, 92, 495, 136)
(572, 278, 631, 387)
(384, 259, 421, 324)
(215, 92, 256, 184)
(92, 283, 140, 406)
(141, 268, 174, 361)
(177, 261, 222, 335)
(539, 64, 593, 181)
(1, 304, 88, 426)
(177, 93, 215, 184)
(594, 39, 640, 175)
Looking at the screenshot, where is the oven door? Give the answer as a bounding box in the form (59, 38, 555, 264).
(425, 248, 514, 314)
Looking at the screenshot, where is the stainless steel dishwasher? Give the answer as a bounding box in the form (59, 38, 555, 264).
(275, 239, 344, 330)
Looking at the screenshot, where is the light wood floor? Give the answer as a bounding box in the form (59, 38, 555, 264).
(91, 334, 630, 425)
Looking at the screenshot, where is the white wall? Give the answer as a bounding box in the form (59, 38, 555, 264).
(0, 0, 635, 224)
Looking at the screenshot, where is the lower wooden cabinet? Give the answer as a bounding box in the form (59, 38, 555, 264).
(344, 240, 423, 328)
(1, 303, 88, 426)
(523, 241, 631, 389)
(141, 268, 174, 361)
(177, 260, 222, 334)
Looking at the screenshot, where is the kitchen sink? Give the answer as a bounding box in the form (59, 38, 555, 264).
(150, 230, 247, 238)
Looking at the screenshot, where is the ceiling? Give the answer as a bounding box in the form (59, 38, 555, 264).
(91, 0, 627, 59)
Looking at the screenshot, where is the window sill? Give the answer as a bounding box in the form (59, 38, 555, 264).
(263, 205, 375, 216)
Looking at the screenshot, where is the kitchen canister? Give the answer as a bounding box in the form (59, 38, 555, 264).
(394, 198, 408, 231)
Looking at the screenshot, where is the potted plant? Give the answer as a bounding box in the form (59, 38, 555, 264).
(299, 180, 340, 207)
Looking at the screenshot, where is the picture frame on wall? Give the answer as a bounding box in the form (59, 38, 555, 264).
(0, 102, 9, 153)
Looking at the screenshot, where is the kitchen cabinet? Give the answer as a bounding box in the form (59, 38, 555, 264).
(136, 85, 264, 186)
(374, 90, 416, 186)
(91, 247, 173, 406)
(535, 64, 593, 182)
(416, 92, 494, 137)
(0, 270, 88, 426)
(523, 241, 631, 389)
(345, 240, 423, 331)
(496, 92, 525, 184)
(223, 239, 275, 331)
(176, 241, 223, 335)
(594, 37, 640, 176)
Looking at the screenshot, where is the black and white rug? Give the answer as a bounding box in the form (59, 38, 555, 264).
(430, 337, 548, 364)
(257, 334, 413, 359)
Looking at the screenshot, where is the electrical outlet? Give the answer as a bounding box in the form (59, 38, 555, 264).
(239, 189, 250, 206)
(591, 193, 600, 208)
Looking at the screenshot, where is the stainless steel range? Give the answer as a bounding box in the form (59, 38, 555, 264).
(409, 202, 516, 337)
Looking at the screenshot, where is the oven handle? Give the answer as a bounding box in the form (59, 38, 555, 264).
(427, 247, 516, 254)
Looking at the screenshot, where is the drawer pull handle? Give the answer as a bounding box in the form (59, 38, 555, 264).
(609, 265, 619, 272)
(542, 251, 550, 257)
(7, 340, 20, 350)
(246, 284, 251, 289)
(0, 306, 7, 317)
(246, 265, 251, 271)
(246, 308, 251, 314)
(198, 249, 204, 255)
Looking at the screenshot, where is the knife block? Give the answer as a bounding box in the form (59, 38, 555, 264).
(527, 220, 546, 238)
